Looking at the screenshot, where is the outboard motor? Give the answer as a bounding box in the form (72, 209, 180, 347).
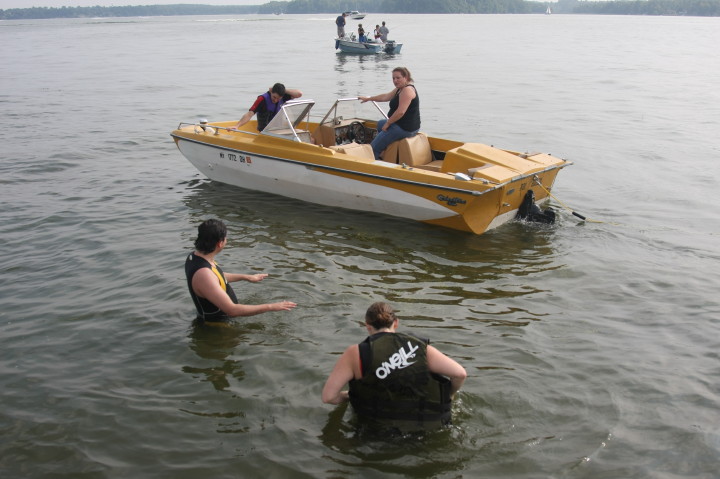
(517, 190, 556, 224)
(384, 41, 396, 53)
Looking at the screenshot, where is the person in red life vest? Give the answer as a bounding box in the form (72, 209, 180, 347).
(322, 302, 467, 429)
(185, 218, 296, 324)
(232, 83, 302, 132)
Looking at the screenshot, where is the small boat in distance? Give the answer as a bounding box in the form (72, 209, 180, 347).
(170, 98, 571, 235)
(335, 34, 403, 54)
(335, 35, 383, 54)
(343, 10, 366, 20)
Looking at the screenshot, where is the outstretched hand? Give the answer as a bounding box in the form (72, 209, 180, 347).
(245, 273, 269, 283)
(272, 301, 297, 311)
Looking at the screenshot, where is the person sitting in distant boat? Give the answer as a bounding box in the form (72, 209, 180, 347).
(321, 301, 467, 429)
(185, 218, 297, 324)
(336, 12, 347, 38)
(358, 24, 367, 42)
(359, 67, 420, 161)
(378, 21, 390, 43)
(232, 83, 302, 132)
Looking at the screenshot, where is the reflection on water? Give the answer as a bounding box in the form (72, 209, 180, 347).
(180, 179, 564, 342)
(184, 320, 251, 391)
(319, 399, 475, 477)
(182, 179, 560, 307)
(333, 51, 397, 72)
(182, 179, 557, 264)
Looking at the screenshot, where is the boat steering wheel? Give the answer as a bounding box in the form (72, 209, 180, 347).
(349, 121, 366, 144)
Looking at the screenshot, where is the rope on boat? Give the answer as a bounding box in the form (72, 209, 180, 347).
(532, 175, 604, 224)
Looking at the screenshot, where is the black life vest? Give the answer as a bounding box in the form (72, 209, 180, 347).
(185, 252, 239, 322)
(349, 332, 452, 428)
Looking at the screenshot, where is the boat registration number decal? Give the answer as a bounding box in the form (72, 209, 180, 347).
(220, 152, 252, 164)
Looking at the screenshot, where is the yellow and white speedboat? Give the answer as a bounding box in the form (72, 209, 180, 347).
(171, 98, 571, 234)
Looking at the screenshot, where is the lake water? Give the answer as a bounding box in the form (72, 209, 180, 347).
(1, 12, 719, 478)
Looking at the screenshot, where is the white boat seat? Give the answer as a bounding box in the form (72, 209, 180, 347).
(382, 132, 432, 166)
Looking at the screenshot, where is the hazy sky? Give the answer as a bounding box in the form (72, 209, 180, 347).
(0, 0, 261, 8)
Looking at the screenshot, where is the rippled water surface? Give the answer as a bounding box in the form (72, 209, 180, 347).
(1, 13, 719, 478)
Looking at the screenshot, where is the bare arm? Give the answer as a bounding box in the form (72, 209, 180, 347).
(191, 268, 296, 317)
(383, 86, 415, 127)
(322, 345, 359, 405)
(286, 88, 303, 99)
(427, 345, 467, 397)
(359, 89, 397, 103)
(225, 273, 269, 283)
(234, 110, 255, 129)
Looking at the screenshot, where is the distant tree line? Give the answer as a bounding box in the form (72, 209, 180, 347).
(2, 0, 719, 20)
(261, 0, 546, 14)
(0, 4, 256, 20)
(559, 0, 720, 15)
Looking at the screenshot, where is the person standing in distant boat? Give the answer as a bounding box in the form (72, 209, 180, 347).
(185, 219, 297, 324)
(232, 83, 302, 132)
(378, 21, 390, 42)
(373, 24, 381, 41)
(359, 67, 420, 161)
(358, 23, 367, 42)
(336, 12, 347, 38)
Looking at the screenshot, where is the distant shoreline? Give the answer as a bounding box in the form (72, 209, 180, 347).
(1, 1, 718, 20)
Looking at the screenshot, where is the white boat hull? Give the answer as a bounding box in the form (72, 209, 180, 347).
(343, 10, 366, 19)
(336, 38, 383, 54)
(177, 138, 453, 221)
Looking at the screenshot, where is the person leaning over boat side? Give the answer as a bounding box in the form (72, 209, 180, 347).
(232, 83, 302, 132)
(359, 66, 420, 161)
(379, 21, 389, 42)
(322, 302, 467, 428)
(185, 219, 296, 324)
(335, 12, 347, 38)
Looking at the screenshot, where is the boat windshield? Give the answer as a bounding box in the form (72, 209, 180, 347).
(318, 98, 387, 127)
(262, 99, 315, 142)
